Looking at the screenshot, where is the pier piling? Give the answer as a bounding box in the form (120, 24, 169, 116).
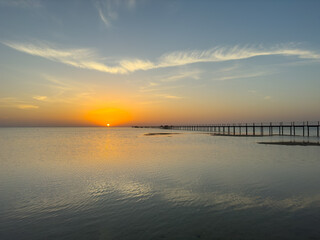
(153, 121, 320, 138)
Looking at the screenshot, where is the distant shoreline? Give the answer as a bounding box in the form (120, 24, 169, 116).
(258, 141, 320, 146)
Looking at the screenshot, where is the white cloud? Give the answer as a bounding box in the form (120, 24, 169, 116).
(95, 0, 136, 28)
(17, 104, 39, 109)
(247, 91, 272, 101)
(40, 74, 96, 104)
(155, 94, 184, 100)
(214, 71, 267, 81)
(119, 59, 155, 71)
(218, 64, 240, 73)
(97, 6, 112, 27)
(248, 90, 257, 94)
(161, 69, 202, 82)
(157, 46, 320, 69)
(0, 97, 39, 109)
(2, 41, 127, 74)
(33, 96, 47, 101)
(3, 41, 320, 75)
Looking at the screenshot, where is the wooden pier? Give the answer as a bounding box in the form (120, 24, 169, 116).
(171, 122, 320, 137)
(133, 121, 320, 137)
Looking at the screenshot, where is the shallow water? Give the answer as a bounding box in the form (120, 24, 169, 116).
(0, 127, 319, 240)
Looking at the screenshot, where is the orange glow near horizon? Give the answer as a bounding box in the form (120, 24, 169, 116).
(84, 107, 132, 127)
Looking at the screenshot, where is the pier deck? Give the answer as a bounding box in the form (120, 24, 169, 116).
(133, 121, 320, 137)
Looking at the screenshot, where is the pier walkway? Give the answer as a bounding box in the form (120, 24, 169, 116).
(134, 121, 320, 137)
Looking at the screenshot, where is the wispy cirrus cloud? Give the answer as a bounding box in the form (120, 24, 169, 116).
(156, 94, 184, 100)
(96, 4, 113, 28)
(95, 0, 136, 28)
(17, 104, 39, 109)
(3, 41, 320, 75)
(33, 96, 47, 101)
(248, 90, 273, 101)
(156, 46, 320, 69)
(214, 71, 267, 81)
(248, 90, 257, 94)
(139, 84, 181, 93)
(207, 62, 272, 81)
(160, 69, 202, 82)
(39, 74, 96, 104)
(0, 97, 39, 109)
(2, 41, 128, 74)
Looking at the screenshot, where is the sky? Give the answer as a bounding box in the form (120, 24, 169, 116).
(0, 0, 320, 127)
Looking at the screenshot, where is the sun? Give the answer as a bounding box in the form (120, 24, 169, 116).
(107, 123, 110, 127)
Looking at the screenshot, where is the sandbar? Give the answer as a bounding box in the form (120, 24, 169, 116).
(258, 141, 320, 146)
(144, 133, 182, 136)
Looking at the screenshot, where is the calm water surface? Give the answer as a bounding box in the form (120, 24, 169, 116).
(0, 127, 319, 239)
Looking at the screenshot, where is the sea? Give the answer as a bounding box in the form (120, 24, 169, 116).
(0, 127, 319, 240)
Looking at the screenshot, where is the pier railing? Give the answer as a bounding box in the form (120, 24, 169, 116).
(133, 121, 320, 137)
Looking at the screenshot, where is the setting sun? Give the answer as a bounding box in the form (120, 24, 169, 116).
(84, 107, 132, 127)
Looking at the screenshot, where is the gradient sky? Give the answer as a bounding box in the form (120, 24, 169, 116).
(0, 0, 320, 126)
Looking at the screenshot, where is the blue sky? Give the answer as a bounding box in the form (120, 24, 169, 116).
(0, 0, 320, 126)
